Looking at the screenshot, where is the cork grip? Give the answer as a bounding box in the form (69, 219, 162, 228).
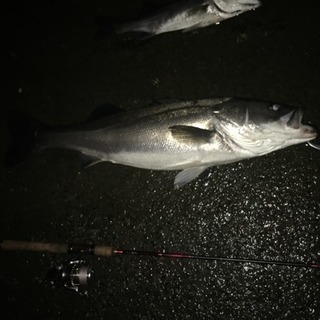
(94, 245, 113, 257)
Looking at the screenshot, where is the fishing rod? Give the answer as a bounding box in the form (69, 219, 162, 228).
(1, 240, 318, 292)
(1, 239, 319, 269)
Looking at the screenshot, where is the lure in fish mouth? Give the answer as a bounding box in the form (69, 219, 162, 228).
(114, 0, 261, 39)
(6, 98, 318, 189)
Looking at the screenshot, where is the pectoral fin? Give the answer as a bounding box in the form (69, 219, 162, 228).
(170, 125, 215, 144)
(174, 166, 209, 189)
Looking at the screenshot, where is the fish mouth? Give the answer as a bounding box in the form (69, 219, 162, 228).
(239, 0, 262, 10)
(280, 108, 305, 129)
(285, 108, 303, 129)
(281, 108, 318, 138)
(306, 123, 320, 147)
(213, 0, 261, 14)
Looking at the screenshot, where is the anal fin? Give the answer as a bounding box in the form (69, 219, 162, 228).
(174, 166, 209, 189)
(80, 154, 103, 168)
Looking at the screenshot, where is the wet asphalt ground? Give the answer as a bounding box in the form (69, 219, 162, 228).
(1, 0, 320, 319)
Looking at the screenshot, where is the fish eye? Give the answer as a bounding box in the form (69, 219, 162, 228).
(269, 104, 280, 111)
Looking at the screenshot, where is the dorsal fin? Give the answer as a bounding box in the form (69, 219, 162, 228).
(148, 98, 181, 107)
(86, 103, 124, 122)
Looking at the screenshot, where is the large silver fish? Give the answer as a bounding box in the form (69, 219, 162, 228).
(6, 98, 318, 188)
(115, 0, 261, 38)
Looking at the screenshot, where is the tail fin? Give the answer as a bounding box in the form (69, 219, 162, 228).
(5, 111, 47, 166)
(94, 15, 117, 40)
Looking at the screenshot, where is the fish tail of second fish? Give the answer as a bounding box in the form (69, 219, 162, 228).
(94, 15, 118, 41)
(5, 110, 48, 166)
(113, 19, 156, 43)
(116, 28, 154, 42)
(94, 14, 153, 43)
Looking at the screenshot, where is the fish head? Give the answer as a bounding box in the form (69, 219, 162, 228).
(215, 99, 318, 155)
(247, 101, 316, 140)
(213, 0, 261, 14)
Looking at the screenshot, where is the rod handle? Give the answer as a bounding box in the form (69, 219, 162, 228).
(1, 240, 68, 254)
(1, 240, 114, 257)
